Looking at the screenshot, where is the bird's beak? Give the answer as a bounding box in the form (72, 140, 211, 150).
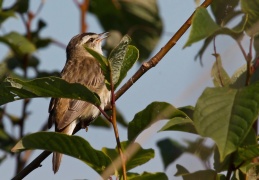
(98, 32, 109, 42)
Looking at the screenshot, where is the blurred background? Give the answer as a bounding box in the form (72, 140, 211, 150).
(0, 0, 247, 179)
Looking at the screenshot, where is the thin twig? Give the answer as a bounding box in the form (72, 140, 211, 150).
(246, 37, 253, 86)
(115, 0, 213, 100)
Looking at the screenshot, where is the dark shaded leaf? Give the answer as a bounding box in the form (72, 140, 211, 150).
(182, 170, 217, 180)
(0, 77, 100, 106)
(0, 127, 16, 152)
(194, 82, 259, 161)
(174, 164, 189, 176)
(11, 0, 29, 14)
(210, 0, 239, 25)
(157, 138, 185, 169)
(12, 132, 113, 174)
(128, 102, 188, 141)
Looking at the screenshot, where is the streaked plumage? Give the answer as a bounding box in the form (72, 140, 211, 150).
(48, 32, 110, 173)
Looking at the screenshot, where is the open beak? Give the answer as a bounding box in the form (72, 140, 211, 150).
(97, 32, 109, 42)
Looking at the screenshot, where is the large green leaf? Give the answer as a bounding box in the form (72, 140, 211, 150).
(127, 172, 168, 180)
(0, 32, 36, 56)
(0, 77, 101, 106)
(128, 102, 189, 141)
(89, 0, 162, 61)
(102, 141, 154, 172)
(0, 10, 15, 24)
(159, 118, 197, 134)
(184, 7, 220, 48)
(12, 132, 113, 174)
(241, 0, 259, 36)
(108, 35, 131, 85)
(194, 82, 259, 161)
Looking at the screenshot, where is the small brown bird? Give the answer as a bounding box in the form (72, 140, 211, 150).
(48, 32, 110, 173)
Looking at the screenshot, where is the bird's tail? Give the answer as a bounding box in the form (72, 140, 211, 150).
(52, 122, 76, 173)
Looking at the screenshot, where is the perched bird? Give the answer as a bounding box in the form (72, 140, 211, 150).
(48, 32, 110, 173)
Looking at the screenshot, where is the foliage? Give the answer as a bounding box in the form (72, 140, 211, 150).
(1, 0, 259, 180)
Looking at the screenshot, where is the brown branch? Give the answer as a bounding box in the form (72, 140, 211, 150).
(115, 0, 213, 100)
(12, 0, 214, 179)
(74, 0, 89, 33)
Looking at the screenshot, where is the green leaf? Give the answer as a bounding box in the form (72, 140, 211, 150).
(210, 0, 239, 25)
(235, 144, 259, 166)
(157, 139, 185, 169)
(89, 0, 162, 61)
(0, 32, 36, 56)
(0, 10, 15, 24)
(175, 165, 218, 180)
(0, 127, 16, 152)
(127, 172, 168, 180)
(108, 35, 131, 85)
(174, 164, 190, 176)
(84, 46, 110, 87)
(102, 141, 154, 171)
(159, 118, 197, 134)
(128, 102, 189, 141)
(194, 82, 259, 161)
(241, 0, 259, 36)
(11, 0, 29, 14)
(0, 77, 101, 106)
(229, 64, 247, 88)
(115, 45, 139, 89)
(11, 132, 113, 174)
(184, 7, 220, 48)
(211, 54, 231, 87)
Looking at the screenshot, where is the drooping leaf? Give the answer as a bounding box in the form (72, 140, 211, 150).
(102, 141, 154, 171)
(0, 77, 101, 106)
(12, 132, 113, 174)
(115, 45, 139, 89)
(157, 139, 185, 169)
(128, 102, 189, 141)
(211, 54, 231, 87)
(89, 0, 162, 61)
(127, 172, 168, 180)
(108, 35, 131, 85)
(181, 170, 218, 180)
(184, 7, 220, 48)
(0, 32, 36, 56)
(174, 164, 190, 176)
(194, 82, 259, 161)
(241, 0, 259, 36)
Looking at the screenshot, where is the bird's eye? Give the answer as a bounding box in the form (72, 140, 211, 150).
(88, 38, 94, 42)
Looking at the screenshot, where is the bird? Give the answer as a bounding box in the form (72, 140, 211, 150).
(48, 32, 111, 173)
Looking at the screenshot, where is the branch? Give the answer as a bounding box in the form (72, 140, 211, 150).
(115, 0, 213, 100)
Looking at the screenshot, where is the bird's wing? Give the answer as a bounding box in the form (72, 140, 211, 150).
(49, 56, 105, 131)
